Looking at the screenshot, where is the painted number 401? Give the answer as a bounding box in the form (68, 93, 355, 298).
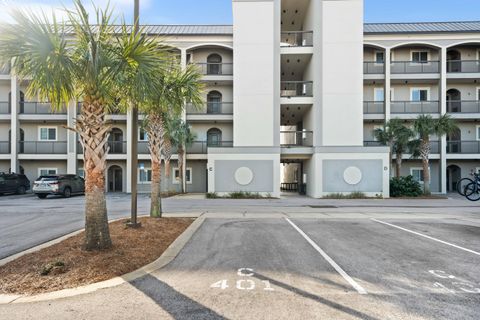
(210, 268, 275, 292)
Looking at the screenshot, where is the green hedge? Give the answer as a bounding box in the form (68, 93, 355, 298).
(390, 175, 423, 197)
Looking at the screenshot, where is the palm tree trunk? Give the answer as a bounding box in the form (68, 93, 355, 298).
(150, 159, 162, 217)
(76, 98, 112, 250)
(395, 152, 403, 177)
(146, 113, 164, 218)
(178, 146, 185, 193)
(420, 140, 431, 195)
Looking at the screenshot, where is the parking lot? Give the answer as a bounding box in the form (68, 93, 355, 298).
(1, 211, 479, 319)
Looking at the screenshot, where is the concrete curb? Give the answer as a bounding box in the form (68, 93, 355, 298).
(0, 216, 205, 304)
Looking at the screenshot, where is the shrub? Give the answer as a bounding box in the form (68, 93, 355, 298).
(322, 192, 368, 199)
(390, 175, 423, 197)
(206, 192, 219, 199)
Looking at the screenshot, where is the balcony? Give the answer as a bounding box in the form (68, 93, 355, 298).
(0, 102, 9, 114)
(280, 131, 313, 147)
(280, 81, 313, 98)
(363, 101, 385, 114)
(186, 102, 233, 115)
(364, 141, 440, 153)
(391, 61, 440, 74)
(0, 142, 10, 154)
(194, 63, 233, 76)
(19, 141, 67, 154)
(20, 102, 67, 115)
(447, 141, 480, 154)
(280, 31, 313, 47)
(391, 101, 440, 114)
(447, 60, 480, 73)
(447, 101, 480, 114)
(364, 62, 385, 74)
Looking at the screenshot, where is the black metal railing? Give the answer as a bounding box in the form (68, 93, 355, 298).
(19, 141, 67, 154)
(108, 141, 126, 154)
(363, 101, 385, 114)
(447, 141, 480, 154)
(364, 140, 440, 153)
(20, 102, 67, 114)
(281, 131, 313, 147)
(0, 101, 10, 114)
(193, 63, 233, 76)
(447, 100, 480, 113)
(280, 81, 313, 97)
(186, 102, 234, 115)
(391, 61, 440, 74)
(363, 61, 385, 74)
(280, 31, 313, 47)
(0, 141, 10, 154)
(77, 102, 125, 115)
(447, 60, 480, 73)
(391, 101, 440, 114)
(364, 141, 384, 147)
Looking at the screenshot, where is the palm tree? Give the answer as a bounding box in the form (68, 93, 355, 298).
(374, 119, 414, 177)
(143, 65, 203, 218)
(412, 114, 458, 195)
(0, 1, 167, 250)
(170, 120, 197, 193)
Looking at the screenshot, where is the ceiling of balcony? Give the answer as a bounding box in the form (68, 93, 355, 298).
(281, 54, 311, 81)
(281, 104, 311, 126)
(281, 0, 310, 31)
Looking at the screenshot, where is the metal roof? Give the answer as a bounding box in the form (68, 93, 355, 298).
(61, 22, 480, 36)
(364, 21, 480, 34)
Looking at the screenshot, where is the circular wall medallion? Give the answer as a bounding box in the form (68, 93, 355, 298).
(235, 167, 254, 186)
(343, 166, 362, 185)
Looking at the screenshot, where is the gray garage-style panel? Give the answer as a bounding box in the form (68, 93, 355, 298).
(323, 159, 383, 193)
(214, 160, 274, 193)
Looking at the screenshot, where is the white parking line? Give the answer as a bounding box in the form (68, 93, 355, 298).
(371, 218, 480, 256)
(285, 218, 368, 295)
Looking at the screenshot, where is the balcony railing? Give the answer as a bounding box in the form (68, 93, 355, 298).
(0, 102, 9, 114)
(363, 62, 385, 74)
(391, 61, 440, 74)
(19, 141, 67, 154)
(447, 100, 480, 113)
(280, 81, 313, 97)
(447, 60, 480, 73)
(20, 102, 67, 115)
(447, 141, 480, 154)
(391, 101, 440, 114)
(281, 31, 313, 47)
(364, 141, 440, 153)
(0, 142, 10, 154)
(281, 131, 313, 147)
(186, 102, 234, 115)
(363, 101, 385, 114)
(193, 63, 233, 76)
(77, 102, 125, 115)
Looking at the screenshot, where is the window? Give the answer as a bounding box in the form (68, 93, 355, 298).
(477, 87, 480, 101)
(39, 127, 57, 141)
(207, 128, 222, 146)
(411, 167, 430, 184)
(39, 168, 57, 176)
(476, 125, 480, 141)
(476, 167, 480, 174)
(412, 51, 429, 63)
(411, 88, 429, 102)
(78, 168, 85, 178)
(138, 168, 152, 184)
(373, 125, 383, 141)
(374, 88, 384, 102)
(375, 51, 385, 64)
(173, 167, 192, 184)
(139, 128, 148, 141)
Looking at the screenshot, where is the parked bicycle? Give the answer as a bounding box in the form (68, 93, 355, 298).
(463, 173, 480, 202)
(456, 171, 478, 196)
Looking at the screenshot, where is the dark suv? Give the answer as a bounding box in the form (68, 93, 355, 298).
(33, 174, 85, 199)
(0, 173, 30, 195)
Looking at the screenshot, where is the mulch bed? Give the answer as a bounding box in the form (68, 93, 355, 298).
(0, 217, 193, 295)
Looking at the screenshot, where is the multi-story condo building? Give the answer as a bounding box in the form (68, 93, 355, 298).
(0, 0, 479, 197)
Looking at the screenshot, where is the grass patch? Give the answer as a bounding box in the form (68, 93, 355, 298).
(207, 191, 272, 199)
(322, 192, 382, 199)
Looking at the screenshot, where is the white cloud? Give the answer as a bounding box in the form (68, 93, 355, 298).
(0, 0, 153, 23)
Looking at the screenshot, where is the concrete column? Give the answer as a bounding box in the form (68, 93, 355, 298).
(67, 101, 77, 174)
(384, 47, 391, 122)
(126, 108, 133, 193)
(440, 47, 448, 194)
(10, 76, 19, 174)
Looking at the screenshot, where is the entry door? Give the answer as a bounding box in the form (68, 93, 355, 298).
(113, 168, 123, 192)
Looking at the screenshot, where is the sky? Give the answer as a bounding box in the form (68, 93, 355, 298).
(1, 0, 480, 25)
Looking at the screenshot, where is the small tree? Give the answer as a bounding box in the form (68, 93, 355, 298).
(170, 120, 196, 193)
(412, 114, 458, 195)
(374, 119, 414, 177)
